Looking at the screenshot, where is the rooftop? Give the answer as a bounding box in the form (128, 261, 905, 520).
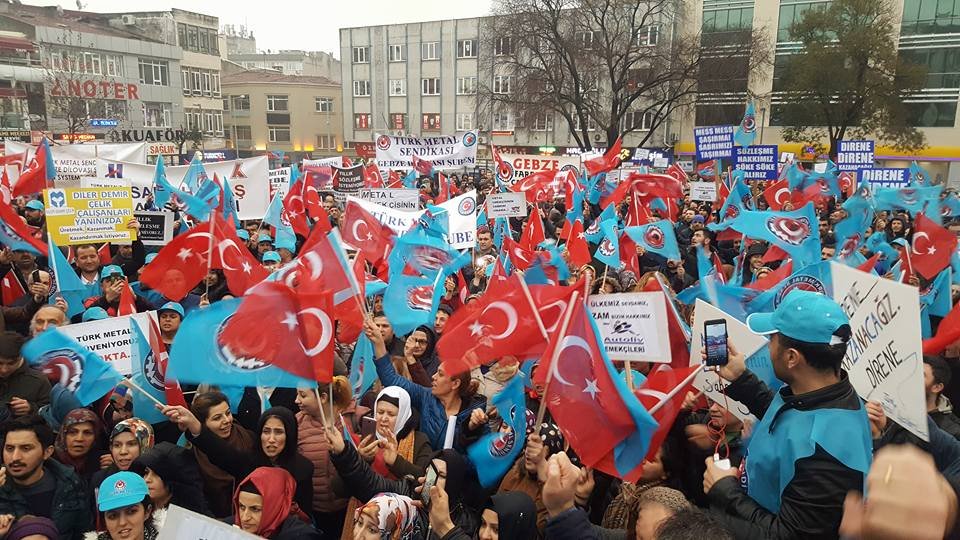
(0, 2, 157, 42)
(221, 69, 338, 86)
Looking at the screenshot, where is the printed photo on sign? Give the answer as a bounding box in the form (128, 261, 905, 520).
(587, 292, 670, 363)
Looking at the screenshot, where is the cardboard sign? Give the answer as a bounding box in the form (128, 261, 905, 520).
(733, 145, 778, 180)
(159, 505, 260, 540)
(836, 140, 875, 172)
(588, 292, 670, 363)
(6, 141, 147, 186)
(486, 192, 527, 218)
(268, 167, 290, 200)
(689, 299, 771, 421)
(496, 154, 580, 185)
(832, 263, 928, 441)
(859, 168, 909, 189)
(134, 211, 174, 246)
(59, 313, 154, 375)
(345, 190, 477, 249)
(689, 181, 717, 202)
(358, 188, 419, 210)
(694, 126, 734, 161)
(374, 131, 478, 170)
(44, 187, 136, 245)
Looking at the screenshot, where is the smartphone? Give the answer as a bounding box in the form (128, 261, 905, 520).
(421, 463, 439, 505)
(703, 319, 729, 367)
(360, 416, 377, 439)
(30, 270, 40, 284)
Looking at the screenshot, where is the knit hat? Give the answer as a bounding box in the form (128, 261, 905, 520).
(639, 486, 691, 513)
(5, 516, 59, 540)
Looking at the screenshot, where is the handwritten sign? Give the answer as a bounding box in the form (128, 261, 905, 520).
(587, 292, 670, 363)
(44, 187, 136, 245)
(486, 192, 527, 218)
(689, 181, 717, 202)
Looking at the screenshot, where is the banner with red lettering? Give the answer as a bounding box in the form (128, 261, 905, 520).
(496, 153, 581, 186)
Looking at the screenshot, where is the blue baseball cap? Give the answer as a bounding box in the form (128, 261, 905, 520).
(25, 200, 44, 211)
(275, 237, 296, 254)
(82, 307, 109, 322)
(144, 253, 157, 265)
(257, 233, 274, 244)
(100, 265, 124, 280)
(237, 229, 250, 241)
(746, 290, 850, 345)
(262, 250, 281, 263)
(97, 471, 149, 511)
(157, 301, 184, 318)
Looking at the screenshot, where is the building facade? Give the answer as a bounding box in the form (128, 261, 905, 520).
(229, 50, 340, 82)
(221, 69, 343, 161)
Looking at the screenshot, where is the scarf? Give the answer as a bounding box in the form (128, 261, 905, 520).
(54, 408, 104, 477)
(374, 387, 412, 441)
(193, 421, 254, 517)
(234, 467, 306, 538)
(110, 418, 155, 452)
(355, 493, 417, 540)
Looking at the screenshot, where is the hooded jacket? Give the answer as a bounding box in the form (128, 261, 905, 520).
(132, 442, 210, 516)
(931, 395, 960, 440)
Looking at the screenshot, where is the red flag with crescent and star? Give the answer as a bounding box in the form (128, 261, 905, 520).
(343, 199, 395, 267)
(911, 213, 957, 280)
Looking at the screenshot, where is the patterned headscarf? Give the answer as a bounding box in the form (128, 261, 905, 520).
(110, 418, 155, 452)
(354, 493, 417, 540)
(55, 408, 102, 455)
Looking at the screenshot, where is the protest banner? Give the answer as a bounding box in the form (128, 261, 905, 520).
(268, 167, 290, 200)
(496, 154, 580, 185)
(6, 141, 147, 185)
(59, 312, 154, 375)
(486, 192, 527, 218)
(689, 299, 772, 421)
(859, 168, 909, 189)
(587, 292, 670, 363)
(836, 140, 875, 172)
(689, 181, 717, 202)
(158, 505, 260, 540)
(375, 131, 478, 170)
(96, 155, 269, 219)
(332, 164, 363, 202)
(693, 126, 734, 161)
(346, 190, 477, 249)
(134, 211, 174, 246)
(358, 188, 420, 210)
(44, 187, 136, 245)
(733, 145, 778, 180)
(81, 177, 130, 188)
(832, 263, 928, 440)
(303, 157, 344, 168)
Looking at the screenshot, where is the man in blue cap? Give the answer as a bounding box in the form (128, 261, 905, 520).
(261, 251, 281, 272)
(256, 233, 274, 257)
(275, 237, 296, 264)
(22, 200, 44, 228)
(74, 265, 152, 322)
(702, 290, 872, 538)
(157, 301, 184, 347)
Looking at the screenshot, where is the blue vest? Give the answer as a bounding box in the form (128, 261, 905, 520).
(745, 391, 873, 512)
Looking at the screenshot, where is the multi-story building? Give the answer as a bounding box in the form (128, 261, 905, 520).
(0, 2, 184, 145)
(221, 68, 343, 162)
(221, 24, 256, 57)
(229, 50, 340, 82)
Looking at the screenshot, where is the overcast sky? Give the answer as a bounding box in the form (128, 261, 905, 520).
(29, 0, 494, 57)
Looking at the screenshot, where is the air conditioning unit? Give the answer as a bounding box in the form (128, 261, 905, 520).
(120, 14, 137, 26)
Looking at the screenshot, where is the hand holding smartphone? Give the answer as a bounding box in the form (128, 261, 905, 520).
(703, 319, 729, 369)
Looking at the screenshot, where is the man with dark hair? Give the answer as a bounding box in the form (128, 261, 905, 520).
(0, 331, 49, 418)
(702, 290, 872, 539)
(0, 415, 90, 538)
(71, 244, 103, 300)
(925, 356, 960, 439)
(657, 508, 733, 540)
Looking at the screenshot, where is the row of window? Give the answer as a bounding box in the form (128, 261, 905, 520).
(49, 50, 124, 76)
(177, 23, 220, 55)
(181, 68, 221, 98)
(350, 110, 653, 132)
(227, 125, 340, 148)
(184, 109, 224, 135)
(353, 76, 511, 97)
(222, 95, 336, 113)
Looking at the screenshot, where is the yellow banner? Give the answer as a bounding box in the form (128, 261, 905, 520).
(43, 187, 137, 245)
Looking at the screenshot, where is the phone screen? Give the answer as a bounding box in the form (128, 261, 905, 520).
(704, 320, 729, 367)
(421, 464, 438, 505)
(360, 416, 377, 439)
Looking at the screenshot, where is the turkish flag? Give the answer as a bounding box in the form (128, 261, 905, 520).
(746, 260, 793, 291)
(641, 279, 690, 369)
(343, 199, 395, 265)
(118, 280, 137, 316)
(664, 163, 688, 185)
(635, 365, 700, 460)
(761, 244, 789, 264)
(763, 180, 791, 211)
(510, 169, 563, 203)
(363, 163, 385, 188)
(911, 214, 957, 280)
(386, 170, 403, 189)
(565, 219, 592, 267)
(0, 152, 26, 174)
(584, 136, 623, 177)
(412, 154, 434, 176)
(519, 207, 546, 250)
(13, 139, 53, 197)
(857, 252, 882, 273)
(281, 185, 311, 238)
(619, 233, 641, 278)
(491, 144, 511, 182)
(502, 237, 538, 271)
(211, 215, 270, 296)
(924, 299, 960, 355)
(0, 167, 11, 205)
(98, 244, 113, 266)
(1, 270, 24, 305)
(838, 171, 856, 198)
(140, 222, 216, 301)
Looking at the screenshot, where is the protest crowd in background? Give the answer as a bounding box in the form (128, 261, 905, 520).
(0, 122, 958, 540)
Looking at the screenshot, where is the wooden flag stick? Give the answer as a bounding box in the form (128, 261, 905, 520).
(122, 378, 166, 409)
(536, 290, 580, 427)
(648, 368, 701, 415)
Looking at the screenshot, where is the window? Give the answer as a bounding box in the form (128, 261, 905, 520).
(353, 80, 371, 97)
(457, 39, 477, 58)
(389, 79, 407, 96)
(391, 113, 406, 130)
(234, 125, 252, 141)
(635, 25, 660, 47)
(212, 73, 220, 97)
(138, 59, 169, 86)
(573, 115, 598, 131)
(456, 76, 477, 94)
(209, 29, 219, 55)
(352, 46, 369, 64)
(223, 97, 230, 111)
(421, 41, 440, 60)
(178, 23, 187, 49)
(623, 110, 654, 131)
(81, 52, 101, 75)
(187, 26, 199, 50)
(902, 0, 960, 36)
(202, 72, 212, 96)
(268, 127, 291, 143)
(232, 95, 250, 110)
(317, 134, 335, 149)
(267, 95, 288, 111)
(105, 55, 123, 77)
(422, 113, 441, 130)
(389, 44, 406, 62)
(354, 113, 371, 129)
(493, 75, 513, 94)
(576, 31, 598, 49)
(192, 71, 202, 95)
(422, 78, 441, 95)
(906, 101, 959, 127)
(142, 102, 171, 127)
(199, 30, 210, 54)
(213, 111, 223, 134)
(531, 114, 554, 131)
(494, 36, 514, 56)
(492, 111, 515, 131)
(456, 112, 474, 131)
(315, 97, 334, 112)
(181, 70, 191, 96)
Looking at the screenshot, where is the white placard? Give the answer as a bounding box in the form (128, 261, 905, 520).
(134, 210, 174, 246)
(689, 299, 770, 421)
(689, 181, 717, 202)
(359, 188, 420, 210)
(486, 192, 527, 218)
(268, 167, 290, 200)
(496, 153, 581, 185)
(374, 131, 478, 171)
(587, 292, 671, 363)
(6, 141, 147, 185)
(346, 190, 477, 249)
(832, 263, 928, 440)
(59, 312, 155, 376)
(303, 157, 344, 168)
(81, 177, 130, 188)
(158, 505, 261, 540)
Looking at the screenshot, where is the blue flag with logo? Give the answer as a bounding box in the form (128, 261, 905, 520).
(713, 202, 821, 269)
(23, 329, 123, 406)
(921, 270, 952, 338)
(221, 177, 242, 228)
(594, 220, 621, 269)
(167, 298, 315, 388)
(349, 334, 377, 398)
(584, 204, 617, 245)
(383, 272, 443, 336)
(47, 236, 86, 319)
(182, 155, 207, 194)
(833, 193, 874, 258)
(874, 185, 942, 216)
(623, 220, 681, 260)
(909, 161, 932, 186)
(467, 376, 527, 487)
(734, 102, 757, 148)
(152, 159, 172, 209)
(401, 169, 418, 189)
(128, 319, 167, 424)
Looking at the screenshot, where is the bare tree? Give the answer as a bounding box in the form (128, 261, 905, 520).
(480, 0, 770, 151)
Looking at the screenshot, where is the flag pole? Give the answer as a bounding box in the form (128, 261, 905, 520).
(121, 378, 166, 408)
(647, 368, 701, 415)
(536, 290, 580, 426)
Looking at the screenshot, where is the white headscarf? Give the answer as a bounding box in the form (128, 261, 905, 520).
(374, 386, 412, 441)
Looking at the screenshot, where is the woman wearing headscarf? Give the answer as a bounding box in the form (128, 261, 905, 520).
(403, 325, 439, 379)
(429, 491, 538, 540)
(351, 493, 419, 540)
(53, 408, 107, 488)
(131, 441, 210, 516)
(90, 418, 155, 496)
(161, 405, 314, 513)
(232, 467, 320, 539)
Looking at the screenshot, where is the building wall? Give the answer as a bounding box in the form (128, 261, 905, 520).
(230, 51, 341, 81)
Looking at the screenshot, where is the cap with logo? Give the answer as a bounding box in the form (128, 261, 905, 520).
(100, 265, 124, 281)
(157, 301, 184, 318)
(237, 229, 250, 241)
(82, 307, 109, 322)
(97, 471, 149, 511)
(262, 251, 281, 263)
(275, 237, 296, 254)
(746, 290, 850, 345)
(24, 200, 44, 212)
(257, 233, 274, 244)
